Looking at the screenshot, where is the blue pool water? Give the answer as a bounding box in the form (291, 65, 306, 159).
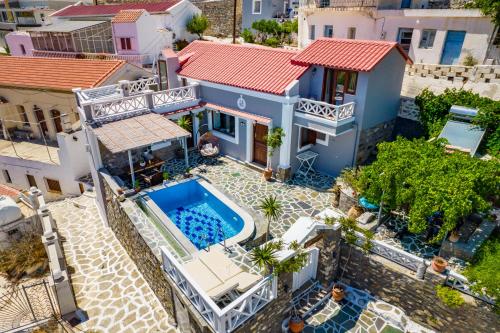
(148, 180, 244, 250)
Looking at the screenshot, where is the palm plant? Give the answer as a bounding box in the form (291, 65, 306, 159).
(177, 116, 192, 132)
(250, 241, 280, 275)
(259, 195, 282, 242)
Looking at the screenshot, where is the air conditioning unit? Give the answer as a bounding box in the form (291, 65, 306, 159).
(380, 31, 386, 40)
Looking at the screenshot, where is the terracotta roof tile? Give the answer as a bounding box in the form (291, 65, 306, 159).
(52, 0, 180, 17)
(112, 9, 145, 23)
(177, 41, 309, 95)
(0, 184, 20, 198)
(0, 57, 126, 91)
(292, 38, 412, 72)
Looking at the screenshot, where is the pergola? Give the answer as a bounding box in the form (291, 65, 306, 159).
(92, 113, 191, 186)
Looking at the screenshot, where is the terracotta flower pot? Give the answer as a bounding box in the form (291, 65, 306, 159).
(347, 205, 363, 219)
(332, 285, 345, 302)
(288, 315, 304, 333)
(431, 256, 448, 273)
(448, 230, 460, 243)
(263, 168, 273, 181)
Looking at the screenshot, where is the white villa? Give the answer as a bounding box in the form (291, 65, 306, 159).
(298, 0, 500, 65)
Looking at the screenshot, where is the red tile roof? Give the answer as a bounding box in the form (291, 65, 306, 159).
(292, 38, 412, 72)
(177, 41, 309, 95)
(0, 184, 20, 198)
(0, 57, 126, 92)
(52, 0, 181, 17)
(111, 9, 145, 23)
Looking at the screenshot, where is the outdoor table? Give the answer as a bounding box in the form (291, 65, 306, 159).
(296, 150, 319, 176)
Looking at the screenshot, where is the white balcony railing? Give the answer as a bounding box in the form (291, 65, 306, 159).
(299, 0, 377, 8)
(152, 86, 197, 108)
(91, 94, 149, 121)
(128, 77, 158, 95)
(161, 247, 278, 333)
(296, 98, 355, 122)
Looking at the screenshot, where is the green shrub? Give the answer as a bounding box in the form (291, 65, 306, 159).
(241, 28, 254, 43)
(263, 37, 280, 48)
(464, 231, 499, 312)
(186, 14, 209, 39)
(174, 39, 189, 51)
(435, 285, 465, 308)
(463, 54, 478, 66)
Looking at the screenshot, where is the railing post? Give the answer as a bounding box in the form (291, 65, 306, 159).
(144, 89, 155, 111)
(191, 82, 200, 99)
(119, 80, 130, 97)
(81, 102, 94, 122)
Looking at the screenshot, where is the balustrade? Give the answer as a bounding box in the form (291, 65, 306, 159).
(296, 98, 355, 122)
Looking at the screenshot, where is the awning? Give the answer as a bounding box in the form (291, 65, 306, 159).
(92, 113, 190, 153)
(204, 102, 272, 125)
(438, 120, 485, 156)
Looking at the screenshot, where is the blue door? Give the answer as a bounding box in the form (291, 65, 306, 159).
(440, 31, 466, 65)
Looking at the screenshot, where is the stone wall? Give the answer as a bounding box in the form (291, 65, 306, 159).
(356, 119, 396, 164)
(398, 96, 420, 122)
(406, 64, 500, 84)
(191, 0, 242, 37)
(339, 244, 500, 333)
(101, 176, 213, 333)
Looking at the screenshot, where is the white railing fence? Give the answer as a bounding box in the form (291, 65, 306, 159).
(353, 231, 495, 305)
(127, 77, 158, 95)
(161, 247, 277, 333)
(296, 98, 355, 121)
(153, 85, 197, 108)
(32, 49, 153, 66)
(91, 94, 148, 121)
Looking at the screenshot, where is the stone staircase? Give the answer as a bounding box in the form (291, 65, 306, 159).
(292, 281, 331, 318)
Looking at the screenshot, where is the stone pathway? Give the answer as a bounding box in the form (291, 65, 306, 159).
(291, 284, 433, 333)
(161, 152, 336, 239)
(48, 194, 177, 333)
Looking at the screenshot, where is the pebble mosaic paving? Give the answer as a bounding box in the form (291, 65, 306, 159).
(48, 194, 177, 333)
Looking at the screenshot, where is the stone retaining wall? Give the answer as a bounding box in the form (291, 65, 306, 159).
(356, 119, 396, 164)
(406, 64, 500, 84)
(191, 0, 242, 37)
(339, 244, 500, 333)
(398, 96, 420, 122)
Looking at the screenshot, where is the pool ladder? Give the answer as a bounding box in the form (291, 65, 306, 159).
(217, 225, 233, 254)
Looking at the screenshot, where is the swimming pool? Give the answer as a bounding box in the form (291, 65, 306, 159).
(147, 179, 253, 250)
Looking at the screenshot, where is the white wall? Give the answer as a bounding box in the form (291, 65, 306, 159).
(298, 8, 496, 64)
(164, 0, 201, 42)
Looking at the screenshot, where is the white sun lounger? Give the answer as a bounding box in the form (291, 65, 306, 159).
(184, 258, 239, 299)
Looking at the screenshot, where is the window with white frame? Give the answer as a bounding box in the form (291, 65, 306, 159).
(309, 25, 316, 40)
(252, 0, 262, 14)
(419, 29, 436, 49)
(298, 127, 328, 151)
(120, 37, 132, 50)
(212, 111, 236, 138)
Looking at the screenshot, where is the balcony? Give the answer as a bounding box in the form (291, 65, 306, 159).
(299, 0, 377, 9)
(296, 98, 355, 121)
(76, 78, 200, 123)
(31, 50, 153, 67)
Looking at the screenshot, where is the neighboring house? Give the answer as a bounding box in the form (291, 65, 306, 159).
(298, 0, 499, 65)
(242, 0, 297, 30)
(76, 38, 410, 180)
(0, 56, 149, 199)
(5, 0, 201, 66)
(0, 0, 88, 49)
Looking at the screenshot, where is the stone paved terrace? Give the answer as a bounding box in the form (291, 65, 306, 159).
(290, 284, 434, 333)
(160, 152, 336, 239)
(48, 194, 177, 332)
(0, 139, 60, 164)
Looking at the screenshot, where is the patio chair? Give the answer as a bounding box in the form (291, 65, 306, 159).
(140, 168, 163, 186)
(198, 132, 220, 157)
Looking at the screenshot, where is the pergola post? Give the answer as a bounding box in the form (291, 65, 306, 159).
(183, 137, 189, 168)
(128, 150, 135, 187)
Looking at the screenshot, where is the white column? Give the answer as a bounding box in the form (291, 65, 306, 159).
(266, 120, 273, 169)
(193, 112, 200, 145)
(183, 137, 189, 167)
(128, 150, 135, 186)
(279, 102, 294, 169)
(207, 110, 213, 131)
(245, 119, 254, 163)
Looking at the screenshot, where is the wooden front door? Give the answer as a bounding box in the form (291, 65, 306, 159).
(253, 123, 268, 166)
(34, 108, 48, 136)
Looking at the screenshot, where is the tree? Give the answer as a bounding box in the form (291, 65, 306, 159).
(186, 15, 209, 39)
(252, 19, 281, 43)
(355, 137, 499, 242)
(250, 241, 280, 275)
(259, 195, 283, 242)
(466, 0, 500, 26)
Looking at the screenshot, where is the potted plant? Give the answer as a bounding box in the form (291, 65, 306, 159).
(347, 204, 364, 219)
(263, 127, 284, 181)
(259, 195, 282, 242)
(431, 256, 448, 273)
(332, 184, 341, 207)
(134, 180, 141, 192)
(176, 116, 193, 158)
(162, 172, 170, 186)
(332, 284, 345, 302)
(249, 241, 280, 275)
(288, 312, 305, 333)
(183, 167, 192, 179)
(139, 158, 146, 168)
(448, 230, 460, 243)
